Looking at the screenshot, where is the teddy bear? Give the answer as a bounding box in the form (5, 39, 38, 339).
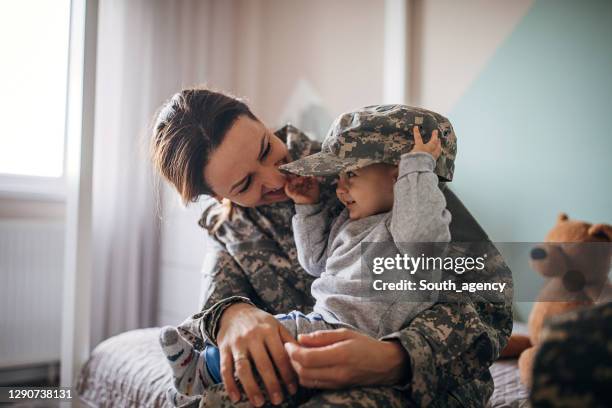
(501, 213, 612, 386)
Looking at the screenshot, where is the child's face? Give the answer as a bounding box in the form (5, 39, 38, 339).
(335, 163, 398, 220)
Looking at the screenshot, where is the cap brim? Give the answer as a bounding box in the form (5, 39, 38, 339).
(279, 152, 361, 176)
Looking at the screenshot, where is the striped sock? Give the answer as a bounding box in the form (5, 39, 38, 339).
(159, 326, 213, 396)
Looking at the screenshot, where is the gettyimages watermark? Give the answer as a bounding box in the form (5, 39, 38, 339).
(0, 387, 74, 403)
(355, 242, 612, 304)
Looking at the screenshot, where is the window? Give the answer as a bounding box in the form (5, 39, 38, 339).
(0, 0, 71, 196)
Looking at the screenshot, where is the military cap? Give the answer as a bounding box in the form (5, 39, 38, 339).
(279, 104, 457, 181)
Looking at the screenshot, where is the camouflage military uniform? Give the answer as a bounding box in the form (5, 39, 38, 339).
(530, 301, 612, 408)
(171, 122, 512, 407)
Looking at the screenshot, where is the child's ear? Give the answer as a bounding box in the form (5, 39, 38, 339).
(390, 166, 399, 182)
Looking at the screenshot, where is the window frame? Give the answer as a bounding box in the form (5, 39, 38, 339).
(0, 0, 71, 202)
(0, 173, 66, 201)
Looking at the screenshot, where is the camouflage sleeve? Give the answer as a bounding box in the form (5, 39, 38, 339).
(382, 299, 510, 406)
(199, 235, 259, 310)
(182, 234, 261, 346)
(531, 302, 612, 407)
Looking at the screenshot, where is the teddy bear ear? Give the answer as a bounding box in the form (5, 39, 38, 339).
(588, 224, 612, 242)
(557, 213, 569, 222)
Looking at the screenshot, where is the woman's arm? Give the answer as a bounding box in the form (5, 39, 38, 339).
(177, 234, 257, 342)
(199, 240, 258, 309)
(215, 302, 298, 406)
(381, 299, 510, 405)
(285, 298, 511, 405)
(190, 236, 299, 407)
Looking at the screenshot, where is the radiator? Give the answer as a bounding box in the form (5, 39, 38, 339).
(0, 220, 64, 369)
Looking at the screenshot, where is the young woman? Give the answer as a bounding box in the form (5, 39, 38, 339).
(151, 88, 512, 407)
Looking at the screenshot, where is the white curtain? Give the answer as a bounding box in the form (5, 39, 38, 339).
(91, 0, 235, 347)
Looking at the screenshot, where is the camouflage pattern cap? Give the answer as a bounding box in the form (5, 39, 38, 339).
(279, 104, 457, 181)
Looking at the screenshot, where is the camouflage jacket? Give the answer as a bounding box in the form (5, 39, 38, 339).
(531, 301, 612, 407)
(181, 124, 512, 407)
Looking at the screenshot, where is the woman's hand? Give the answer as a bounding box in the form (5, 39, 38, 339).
(411, 126, 441, 160)
(284, 328, 409, 389)
(217, 303, 298, 406)
(284, 174, 320, 205)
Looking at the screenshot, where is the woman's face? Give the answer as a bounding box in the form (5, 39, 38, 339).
(204, 115, 291, 207)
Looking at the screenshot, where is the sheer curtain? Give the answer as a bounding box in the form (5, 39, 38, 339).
(90, 0, 235, 347)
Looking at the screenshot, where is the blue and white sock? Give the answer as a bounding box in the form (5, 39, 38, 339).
(159, 326, 215, 396)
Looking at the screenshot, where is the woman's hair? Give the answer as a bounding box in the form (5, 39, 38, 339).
(150, 87, 257, 204)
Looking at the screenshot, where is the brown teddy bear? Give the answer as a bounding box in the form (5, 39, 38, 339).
(501, 213, 612, 386)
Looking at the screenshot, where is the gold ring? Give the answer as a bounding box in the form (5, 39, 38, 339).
(233, 354, 249, 363)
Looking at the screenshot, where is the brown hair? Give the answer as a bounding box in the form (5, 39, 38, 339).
(150, 87, 257, 205)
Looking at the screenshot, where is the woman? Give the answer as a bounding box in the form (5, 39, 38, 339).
(151, 88, 512, 407)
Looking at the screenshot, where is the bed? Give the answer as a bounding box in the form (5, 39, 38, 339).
(76, 325, 530, 407)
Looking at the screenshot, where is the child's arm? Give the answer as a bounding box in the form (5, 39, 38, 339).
(389, 127, 451, 243)
(285, 176, 332, 277)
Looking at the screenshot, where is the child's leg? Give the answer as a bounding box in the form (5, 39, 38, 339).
(165, 387, 201, 408)
(159, 326, 217, 396)
(160, 312, 335, 394)
(277, 311, 337, 337)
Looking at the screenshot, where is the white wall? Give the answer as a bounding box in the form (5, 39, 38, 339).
(156, 185, 212, 326)
(0, 220, 64, 369)
(232, 0, 385, 128)
(0, 194, 64, 386)
(412, 0, 533, 114)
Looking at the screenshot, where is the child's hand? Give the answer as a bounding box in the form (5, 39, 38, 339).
(411, 126, 441, 160)
(284, 175, 320, 204)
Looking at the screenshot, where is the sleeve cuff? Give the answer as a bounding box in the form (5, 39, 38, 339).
(199, 296, 255, 346)
(380, 329, 438, 406)
(294, 201, 325, 216)
(398, 152, 436, 177)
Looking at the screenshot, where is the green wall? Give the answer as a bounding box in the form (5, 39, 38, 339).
(449, 0, 612, 320)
